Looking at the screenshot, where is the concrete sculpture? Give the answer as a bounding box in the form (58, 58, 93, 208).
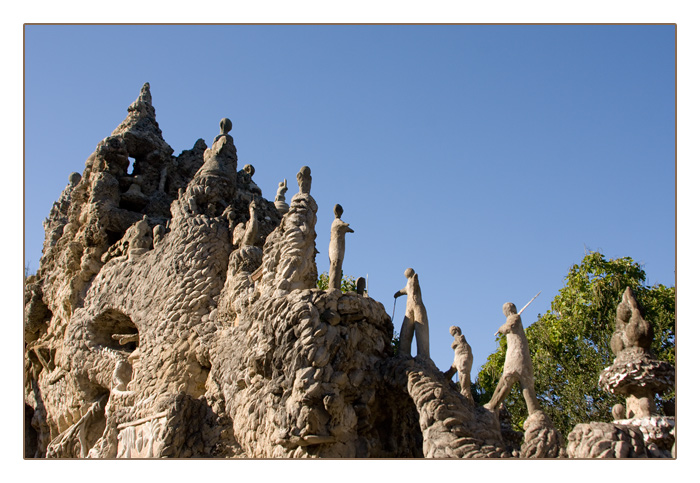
(23, 83, 673, 460)
(328, 204, 354, 291)
(274, 179, 289, 215)
(484, 302, 540, 414)
(444, 326, 474, 404)
(394, 268, 430, 358)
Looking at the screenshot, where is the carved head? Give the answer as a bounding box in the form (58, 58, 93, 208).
(244, 164, 255, 177)
(502, 302, 517, 316)
(449, 325, 462, 337)
(333, 204, 344, 219)
(219, 118, 232, 135)
(297, 166, 312, 194)
(612, 403, 626, 420)
(404, 267, 415, 279)
(68, 172, 82, 186)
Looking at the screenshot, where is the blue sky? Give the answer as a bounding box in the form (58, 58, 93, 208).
(23, 24, 676, 379)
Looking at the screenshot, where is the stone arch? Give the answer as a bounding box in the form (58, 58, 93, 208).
(89, 308, 139, 353)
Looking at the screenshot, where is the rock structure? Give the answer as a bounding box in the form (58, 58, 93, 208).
(24, 84, 520, 459)
(566, 287, 675, 458)
(23, 84, 672, 459)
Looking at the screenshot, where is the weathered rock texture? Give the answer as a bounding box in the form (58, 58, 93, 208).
(26, 84, 669, 459)
(24, 84, 523, 459)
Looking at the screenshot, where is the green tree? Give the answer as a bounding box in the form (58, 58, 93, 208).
(475, 252, 675, 436)
(316, 272, 359, 293)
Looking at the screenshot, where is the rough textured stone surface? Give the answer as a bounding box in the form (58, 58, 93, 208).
(520, 410, 566, 458)
(24, 84, 671, 459)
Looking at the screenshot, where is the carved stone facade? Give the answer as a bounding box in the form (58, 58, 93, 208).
(24, 84, 673, 458)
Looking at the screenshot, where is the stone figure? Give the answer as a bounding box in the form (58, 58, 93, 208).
(356, 277, 366, 296)
(297, 166, 312, 194)
(112, 359, 133, 392)
(274, 179, 289, 215)
(611, 286, 653, 356)
(328, 204, 354, 290)
(121, 175, 149, 211)
(599, 287, 674, 420)
(444, 326, 474, 403)
(612, 404, 626, 420)
(242, 164, 262, 195)
(185, 117, 238, 216)
(484, 302, 540, 415)
(216, 117, 233, 142)
(241, 200, 260, 247)
(394, 268, 430, 358)
(129, 216, 153, 252)
(153, 225, 166, 247)
(68, 172, 81, 187)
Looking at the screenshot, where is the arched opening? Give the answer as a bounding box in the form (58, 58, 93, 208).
(89, 309, 139, 353)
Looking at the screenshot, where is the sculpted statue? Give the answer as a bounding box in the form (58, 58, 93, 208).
(611, 286, 653, 356)
(275, 178, 288, 202)
(240, 200, 260, 247)
(241, 164, 262, 195)
(394, 268, 430, 358)
(444, 326, 474, 403)
(274, 179, 289, 214)
(356, 277, 366, 296)
(484, 302, 541, 415)
(328, 204, 354, 290)
(297, 166, 312, 194)
(216, 117, 233, 142)
(153, 225, 166, 247)
(598, 287, 674, 420)
(68, 172, 81, 187)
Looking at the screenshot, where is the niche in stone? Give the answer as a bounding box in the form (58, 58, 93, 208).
(119, 156, 149, 213)
(90, 309, 139, 353)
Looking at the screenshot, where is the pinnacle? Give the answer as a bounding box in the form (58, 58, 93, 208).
(138, 82, 152, 105)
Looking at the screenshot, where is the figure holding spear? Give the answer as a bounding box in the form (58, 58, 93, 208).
(484, 292, 541, 415)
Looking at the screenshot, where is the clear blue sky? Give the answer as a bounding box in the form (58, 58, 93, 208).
(24, 24, 675, 377)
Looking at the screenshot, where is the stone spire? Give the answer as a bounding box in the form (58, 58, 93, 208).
(109, 82, 173, 161)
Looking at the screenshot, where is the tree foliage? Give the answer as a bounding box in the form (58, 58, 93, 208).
(316, 272, 358, 293)
(475, 252, 675, 436)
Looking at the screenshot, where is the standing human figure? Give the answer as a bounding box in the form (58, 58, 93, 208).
(328, 204, 354, 290)
(484, 302, 541, 415)
(446, 325, 474, 403)
(394, 268, 430, 358)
